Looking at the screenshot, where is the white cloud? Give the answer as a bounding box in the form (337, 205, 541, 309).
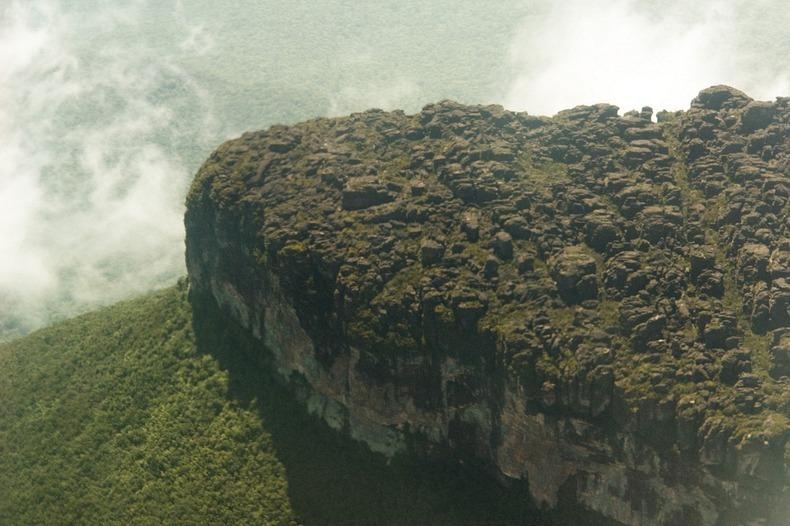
(328, 78, 420, 117)
(504, 0, 790, 116)
(175, 0, 215, 56)
(0, 0, 216, 336)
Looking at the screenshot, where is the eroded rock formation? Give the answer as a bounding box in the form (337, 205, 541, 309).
(185, 85, 789, 525)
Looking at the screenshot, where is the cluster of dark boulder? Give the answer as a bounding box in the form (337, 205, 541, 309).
(186, 85, 788, 523)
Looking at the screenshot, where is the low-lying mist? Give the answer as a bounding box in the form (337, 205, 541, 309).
(1, 0, 788, 338)
(0, 1, 218, 338)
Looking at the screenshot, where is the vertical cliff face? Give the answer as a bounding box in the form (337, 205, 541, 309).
(185, 86, 790, 525)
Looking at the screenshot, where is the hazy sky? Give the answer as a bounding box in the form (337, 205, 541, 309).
(505, 0, 790, 113)
(1, 0, 789, 336)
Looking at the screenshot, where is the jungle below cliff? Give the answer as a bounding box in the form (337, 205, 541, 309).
(0, 282, 613, 525)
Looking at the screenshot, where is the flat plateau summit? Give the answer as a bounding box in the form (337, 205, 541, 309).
(185, 85, 789, 525)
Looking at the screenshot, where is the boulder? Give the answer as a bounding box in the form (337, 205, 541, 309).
(342, 177, 394, 210)
(769, 341, 790, 379)
(461, 210, 480, 241)
(490, 231, 514, 260)
(690, 246, 717, 280)
(691, 85, 752, 111)
(419, 239, 445, 266)
(550, 246, 598, 304)
(740, 101, 777, 133)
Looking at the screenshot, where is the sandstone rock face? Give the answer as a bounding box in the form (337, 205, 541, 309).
(185, 90, 789, 525)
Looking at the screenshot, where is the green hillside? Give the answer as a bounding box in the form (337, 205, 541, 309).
(1, 280, 600, 525)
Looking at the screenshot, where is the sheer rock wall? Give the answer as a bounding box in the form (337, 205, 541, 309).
(185, 86, 789, 525)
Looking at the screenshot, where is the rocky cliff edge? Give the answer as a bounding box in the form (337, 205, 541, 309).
(185, 85, 790, 525)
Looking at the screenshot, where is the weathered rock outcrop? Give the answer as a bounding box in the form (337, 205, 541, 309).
(185, 85, 789, 525)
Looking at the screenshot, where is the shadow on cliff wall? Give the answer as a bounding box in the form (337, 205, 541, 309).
(189, 290, 619, 525)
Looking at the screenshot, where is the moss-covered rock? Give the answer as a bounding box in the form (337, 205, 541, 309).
(185, 87, 789, 526)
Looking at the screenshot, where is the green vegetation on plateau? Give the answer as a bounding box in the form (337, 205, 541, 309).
(0, 281, 593, 526)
